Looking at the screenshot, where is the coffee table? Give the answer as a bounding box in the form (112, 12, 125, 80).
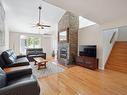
(34, 57, 48, 70)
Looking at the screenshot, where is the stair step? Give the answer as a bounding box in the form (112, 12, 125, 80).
(106, 63, 127, 69)
(106, 42, 127, 74)
(107, 60, 127, 63)
(110, 53, 127, 55)
(108, 57, 127, 61)
(107, 60, 124, 64)
(107, 60, 127, 65)
(106, 63, 127, 67)
(112, 48, 127, 51)
(106, 67, 127, 73)
(106, 65, 127, 69)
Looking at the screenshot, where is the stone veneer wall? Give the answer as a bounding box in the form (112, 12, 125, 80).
(58, 11, 79, 64)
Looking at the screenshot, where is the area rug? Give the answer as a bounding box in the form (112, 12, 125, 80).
(30, 62, 64, 78)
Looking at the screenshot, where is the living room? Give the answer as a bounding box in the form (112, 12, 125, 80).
(0, 0, 127, 95)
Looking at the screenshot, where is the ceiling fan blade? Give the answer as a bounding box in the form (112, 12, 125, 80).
(41, 25, 51, 27)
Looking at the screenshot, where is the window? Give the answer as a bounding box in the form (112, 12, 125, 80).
(20, 35, 41, 54)
(79, 16, 96, 28)
(26, 36, 41, 48)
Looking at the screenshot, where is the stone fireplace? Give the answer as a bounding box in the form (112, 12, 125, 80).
(57, 12, 79, 65)
(60, 47, 67, 59)
(58, 43, 69, 65)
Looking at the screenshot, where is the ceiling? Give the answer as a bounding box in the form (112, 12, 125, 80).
(2, 0, 65, 33)
(3, 0, 127, 34)
(44, 0, 127, 24)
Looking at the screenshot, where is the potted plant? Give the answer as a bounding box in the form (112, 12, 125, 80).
(52, 50, 55, 57)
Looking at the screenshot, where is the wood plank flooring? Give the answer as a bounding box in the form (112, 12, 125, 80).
(38, 66, 127, 95)
(106, 41, 127, 73)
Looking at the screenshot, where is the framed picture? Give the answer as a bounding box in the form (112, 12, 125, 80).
(0, 2, 5, 46)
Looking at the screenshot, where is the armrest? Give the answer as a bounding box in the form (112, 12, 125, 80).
(6, 68, 32, 81)
(0, 79, 40, 95)
(17, 55, 26, 59)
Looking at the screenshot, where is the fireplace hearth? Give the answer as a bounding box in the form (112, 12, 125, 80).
(58, 43, 69, 65)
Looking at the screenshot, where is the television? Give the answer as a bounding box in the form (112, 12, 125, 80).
(79, 45, 96, 57)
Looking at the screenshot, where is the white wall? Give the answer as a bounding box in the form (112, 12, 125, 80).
(101, 17, 127, 30)
(0, 25, 9, 53)
(78, 24, 103, 69)
(0, 1, 9, 53)
(9, 32, 53, 56)
(117, 26, 127, 41)
(102, 28, 118, 69)
(78, 17, 127, 70)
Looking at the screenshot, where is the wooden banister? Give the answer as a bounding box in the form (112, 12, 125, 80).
(110, 32, 116, 44)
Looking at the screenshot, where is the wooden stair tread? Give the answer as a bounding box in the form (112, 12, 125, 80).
(106, 64, 127, 67)
(106, 41, 127, 74)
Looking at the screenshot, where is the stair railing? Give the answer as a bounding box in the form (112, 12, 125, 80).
(110, 32, 116, 44)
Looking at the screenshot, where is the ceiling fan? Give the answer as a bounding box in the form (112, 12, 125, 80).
(33, 6, 51, 29)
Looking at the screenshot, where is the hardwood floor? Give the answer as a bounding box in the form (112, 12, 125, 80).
(106, 41, 127, 73)
(38, 66, 127, 95)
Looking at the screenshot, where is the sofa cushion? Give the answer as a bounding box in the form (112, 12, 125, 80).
(12, 52, 17, 60)
(36, 51, 43, 54)
(3, 57, 29, 68)
(0, 68, 6, 88)
(28, 54, 44, 57)
(27, 51, 36, 55)
(2, 49, 16, 64)
(9, 56, 15, 63)
(15, 57, 29, 64)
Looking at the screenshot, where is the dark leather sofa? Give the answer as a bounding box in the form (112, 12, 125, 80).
(0, 49, 29, 68)
(26, 48, 46, 62)
(0, 67, 40, 95)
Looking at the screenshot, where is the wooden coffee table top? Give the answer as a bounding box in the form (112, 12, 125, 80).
(34, 57, 48, 63)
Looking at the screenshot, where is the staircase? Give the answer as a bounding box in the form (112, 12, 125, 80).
(106, 41, 127, 74)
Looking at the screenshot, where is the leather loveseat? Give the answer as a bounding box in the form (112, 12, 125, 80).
(0, 49, 29, 68)
(0, 67, 40, 95)
(26, 48, 46, 62)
